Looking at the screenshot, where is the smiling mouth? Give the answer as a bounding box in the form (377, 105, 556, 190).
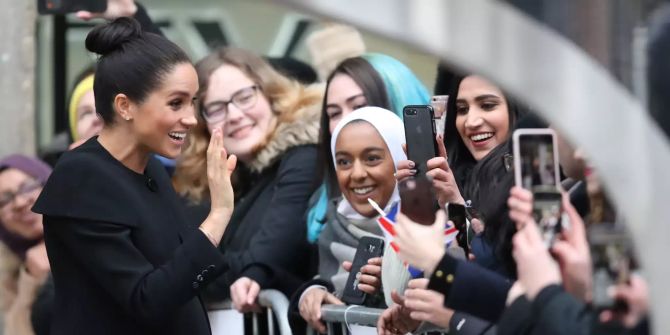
(228, 125, 254, 138)
(470, 132, 494, 143)
(352, 186, 375, 195)
(168, 132, 186, 141)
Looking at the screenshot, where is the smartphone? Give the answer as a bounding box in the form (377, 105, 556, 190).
(403, 105, 438, 177)
(431, 95, 448, 138)
(341, 236, 385, 305)
(589, 223, 633, 312)
(37, 0, 107, 15)
(512, 128, 561, 192)
(399, 176, 438, 225)
(513, 129, 563, 246)
(447, 203, 470, 255)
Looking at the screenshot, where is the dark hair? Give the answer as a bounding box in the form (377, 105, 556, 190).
(441, 73, 526, 188)
(316, 57, 392, 198)
(436, 68, 530, 277)
(85, 17, 191, 125)
(463, 143, 517, 277)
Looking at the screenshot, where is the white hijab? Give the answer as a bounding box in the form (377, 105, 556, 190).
(330, 106, 407, 219)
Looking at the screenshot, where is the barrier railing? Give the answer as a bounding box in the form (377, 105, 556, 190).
(208, 289, 291, 335)
(318, 305, 448, 335)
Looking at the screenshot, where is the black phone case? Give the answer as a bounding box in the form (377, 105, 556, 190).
(448, 203, 469, 255)
(38, 0, 107, 15)
(341, 236, 385, 305)
(403, 105, 438, 177)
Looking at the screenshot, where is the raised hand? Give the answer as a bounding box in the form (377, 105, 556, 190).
(199, 128, 236, 246)
(512, 216, 561, 300)
(426, 135, 464, 205)
(394, 210, 446, 275)
(207, 128, 236, 214)
(551, 193, 592, 302)
(403, 278, 453, 329)
(599, 275, 649, 329)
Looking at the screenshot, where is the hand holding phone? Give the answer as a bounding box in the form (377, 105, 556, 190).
(341, 237, 385, 305)
(513, 129, 562, 246)
(589, 223, 634, 312)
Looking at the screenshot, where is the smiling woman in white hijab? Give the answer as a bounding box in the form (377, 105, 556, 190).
(293, 106, 410, 333)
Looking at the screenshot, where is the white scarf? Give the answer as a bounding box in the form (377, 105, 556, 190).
(330, 106, 407, 220)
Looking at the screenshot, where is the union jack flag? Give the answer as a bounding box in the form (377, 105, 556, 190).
(375, 201, 459, 277)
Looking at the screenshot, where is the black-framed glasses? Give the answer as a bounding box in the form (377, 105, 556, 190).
(0, 180, 43, 209)
(201, 85, 260, 123)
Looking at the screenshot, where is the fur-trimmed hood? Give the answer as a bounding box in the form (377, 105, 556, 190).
(246, 87, 322, 173)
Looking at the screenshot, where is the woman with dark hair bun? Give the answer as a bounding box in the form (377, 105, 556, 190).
(32, 17, 237, 334)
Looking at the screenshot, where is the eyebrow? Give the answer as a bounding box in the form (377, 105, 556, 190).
(456, 94, 502, 104)
(167, 90, 192, 99)
(326, 93, 366, 108)
(335, 147, 385, 156)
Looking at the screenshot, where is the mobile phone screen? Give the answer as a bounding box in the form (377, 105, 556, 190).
(518, 134, 558, 191)
(431, 96, 448, 138)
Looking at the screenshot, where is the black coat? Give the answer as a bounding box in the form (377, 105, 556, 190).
(497, 285, 649, 335)
(33, 138, 226, 335)
(203, 145, 318, 302)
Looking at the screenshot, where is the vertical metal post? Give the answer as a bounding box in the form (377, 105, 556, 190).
(53, 15, 67, 135)
(266, 307, 275, 335)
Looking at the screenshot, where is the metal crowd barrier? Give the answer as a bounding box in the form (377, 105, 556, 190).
(208, 289, 292, 335)
(320, 304, 382, 334)
(318, 305, 448, 335)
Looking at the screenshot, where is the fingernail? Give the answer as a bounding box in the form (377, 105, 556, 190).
(408, 161, 415, 168)
(410, 169, 417, 175)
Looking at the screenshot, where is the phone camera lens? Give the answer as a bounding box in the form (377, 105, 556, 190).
(409, 109, 417, 115)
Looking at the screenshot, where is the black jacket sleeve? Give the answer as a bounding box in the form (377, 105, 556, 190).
(428, 253, 512, 322)
(45, 217, 227, 325)
(224, 146, 318, 289)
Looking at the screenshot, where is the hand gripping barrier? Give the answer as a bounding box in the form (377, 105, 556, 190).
(208, 289, 291, 335)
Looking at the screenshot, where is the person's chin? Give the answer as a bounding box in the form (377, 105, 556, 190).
(351, 202, 376, 218)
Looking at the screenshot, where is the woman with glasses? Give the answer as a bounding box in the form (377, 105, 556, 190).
(0, 155, 52, 335)
(173, 47, 323, 312)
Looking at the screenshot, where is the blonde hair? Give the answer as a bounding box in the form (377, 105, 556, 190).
(173, 47, 322, 202)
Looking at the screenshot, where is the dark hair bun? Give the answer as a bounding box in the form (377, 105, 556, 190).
(86, 17, 143, 56)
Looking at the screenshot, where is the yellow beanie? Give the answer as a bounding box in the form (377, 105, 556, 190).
(68, 75, 95, 141)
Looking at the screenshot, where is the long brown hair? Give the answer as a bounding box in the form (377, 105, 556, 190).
(173, 47, 322, 202)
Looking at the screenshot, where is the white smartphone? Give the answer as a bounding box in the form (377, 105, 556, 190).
(430, 95, 448, 137)
(513, 128, 562, 246)
(513, 128, 561, 192)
